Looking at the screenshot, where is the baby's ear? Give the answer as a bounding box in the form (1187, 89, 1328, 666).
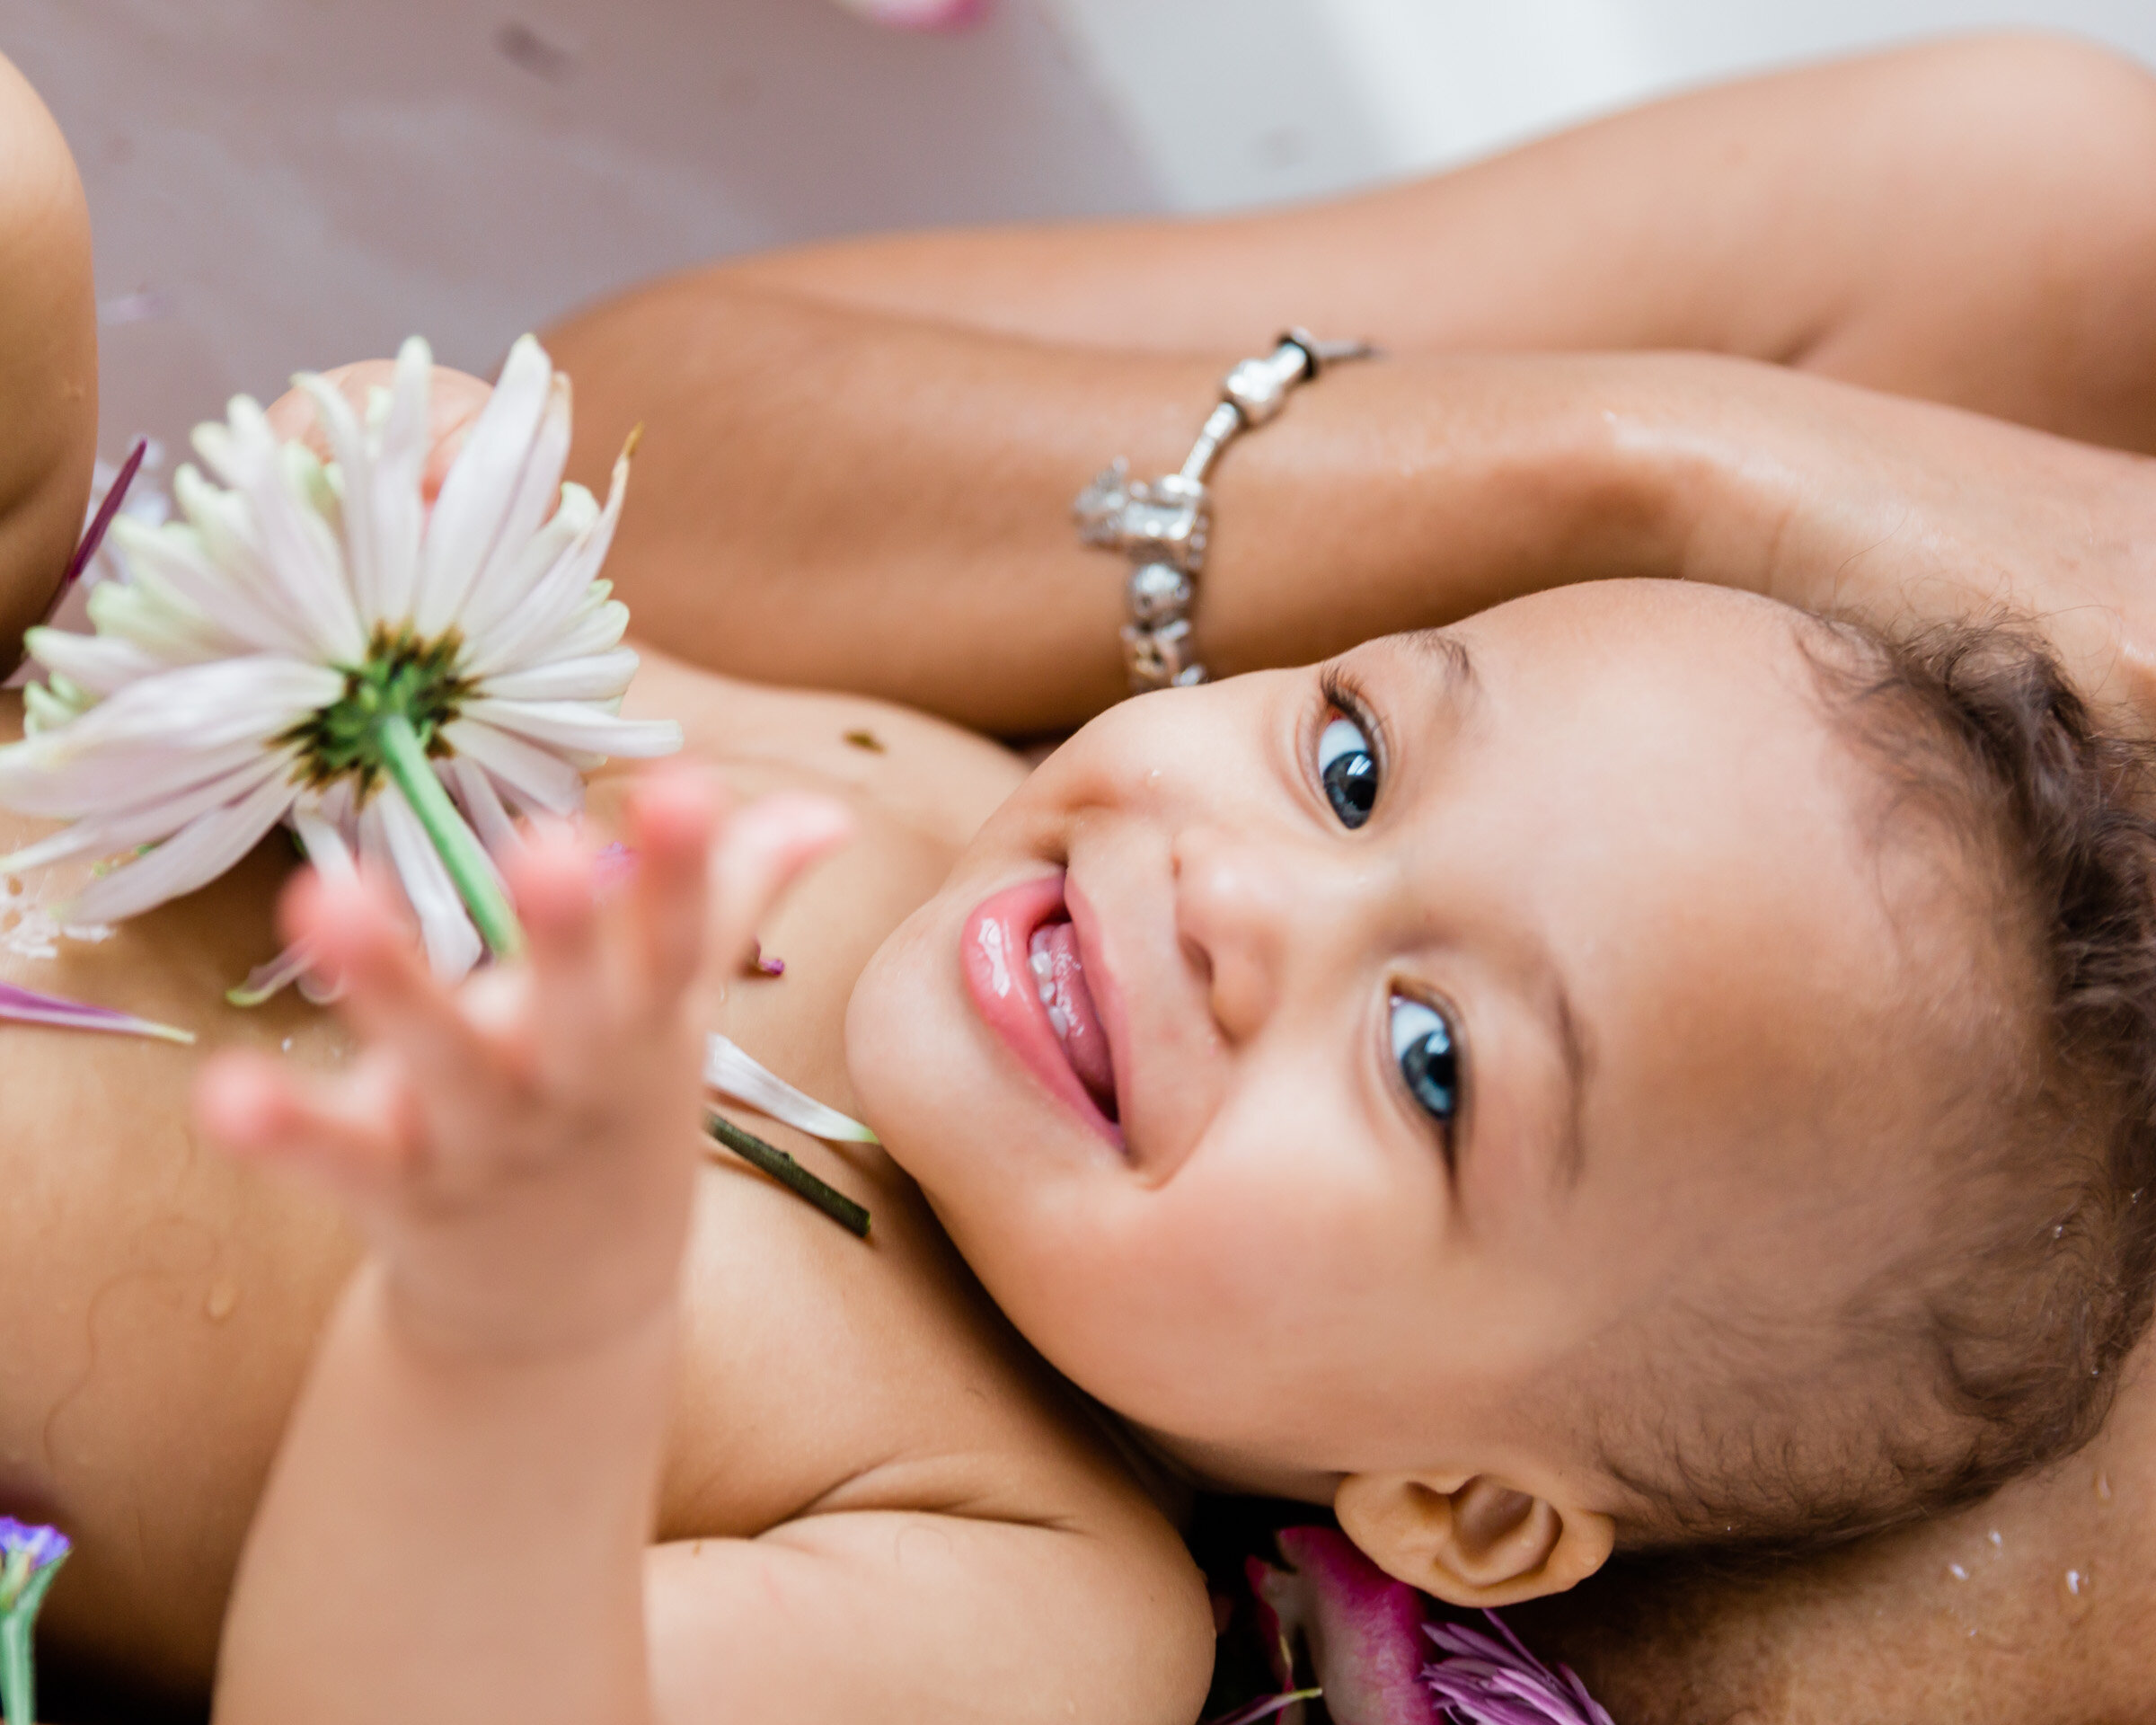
(1333, 1470, 1614, 1607)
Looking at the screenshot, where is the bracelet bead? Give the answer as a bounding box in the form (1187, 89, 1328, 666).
(1078, 330, 1374, 694)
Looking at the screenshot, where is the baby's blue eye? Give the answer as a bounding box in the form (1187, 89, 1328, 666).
(1318, 714, 1378, 829)
(1391, 995, 1459, 1128)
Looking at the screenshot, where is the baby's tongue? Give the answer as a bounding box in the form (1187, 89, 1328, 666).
(1029, 919, 1118, 1119)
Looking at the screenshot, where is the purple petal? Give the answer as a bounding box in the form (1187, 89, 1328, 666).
(1250, 1528, 1441, 1725)
(0, 1518, 70, 1570)
(50, 438, 148, 614)
(0, 979, 194, 1044)
(1423, 1611, 1615, 1725)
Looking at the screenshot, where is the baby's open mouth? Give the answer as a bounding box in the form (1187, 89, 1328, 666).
(1029, 916, 1118, 1122)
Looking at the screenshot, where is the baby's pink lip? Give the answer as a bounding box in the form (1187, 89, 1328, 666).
(961, 874, 1126, 1151)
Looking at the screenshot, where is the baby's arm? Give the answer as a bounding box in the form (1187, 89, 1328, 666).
(0, 52, 95, 660)
(200, 774, 850, 1725)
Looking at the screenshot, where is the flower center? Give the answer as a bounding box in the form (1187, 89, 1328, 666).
(284, 624, 473, 793)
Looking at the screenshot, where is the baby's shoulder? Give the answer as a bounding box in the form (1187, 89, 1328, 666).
(654, 1153, 1215, 1721)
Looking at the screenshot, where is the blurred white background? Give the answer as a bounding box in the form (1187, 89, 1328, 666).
(5, 0, 2156, 459)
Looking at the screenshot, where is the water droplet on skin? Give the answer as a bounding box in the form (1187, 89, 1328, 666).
(1989, 1529, 2005, 1552)
(203, 1279, 238, 1322)
(2098, 1472, 2114, 1501)
(1949, 1563, 1969, 1580)
(2067, 1570, 2084, 1596)
(280, 1037, 293, 1053)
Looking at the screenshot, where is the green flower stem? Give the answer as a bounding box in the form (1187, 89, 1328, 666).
(706, 1111, 871, 1238)
(375, 710, 525, 960)
(0, 1564, 61, 1725)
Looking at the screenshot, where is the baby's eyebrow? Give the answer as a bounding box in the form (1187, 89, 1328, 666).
(1547, 978, 1591, 1192)
(1401, 628, 1479, 700)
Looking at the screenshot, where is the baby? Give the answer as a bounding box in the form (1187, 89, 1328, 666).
(4, 45, 2156, 1725)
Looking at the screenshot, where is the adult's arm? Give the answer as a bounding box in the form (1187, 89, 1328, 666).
(546, 279, 2156, 737)
(0, 52, 96, 662)
(724, 33, 2156, 456)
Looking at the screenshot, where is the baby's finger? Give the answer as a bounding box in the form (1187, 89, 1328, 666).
(504, 824, 608, 1077)
(196, 1047, 410, 1204)
(623, 765, 720, 1007)
(708, 793, 853, 979)
(283, 866, 509, 1106)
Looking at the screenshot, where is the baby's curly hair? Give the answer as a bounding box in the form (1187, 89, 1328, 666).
(1616, 611, 2156, 1560)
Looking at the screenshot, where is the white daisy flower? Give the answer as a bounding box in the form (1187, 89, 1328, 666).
(0, 333, 681, 996)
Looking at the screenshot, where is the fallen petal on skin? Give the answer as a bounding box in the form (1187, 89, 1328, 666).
(705, 1032, 877, 1144)
(0, 980, 193, 1044)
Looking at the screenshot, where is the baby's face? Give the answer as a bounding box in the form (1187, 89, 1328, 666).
(850, 579, 1963, 1514)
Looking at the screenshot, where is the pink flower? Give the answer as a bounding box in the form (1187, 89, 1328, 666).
(1246, 1526, 1442, 1725)
(1240, 1527, 1613, 1725)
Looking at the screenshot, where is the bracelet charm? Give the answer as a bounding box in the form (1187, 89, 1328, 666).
(1076, 330, 1374, 694)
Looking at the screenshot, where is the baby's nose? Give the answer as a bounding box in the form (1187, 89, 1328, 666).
(1172, 825, 1343, 1043)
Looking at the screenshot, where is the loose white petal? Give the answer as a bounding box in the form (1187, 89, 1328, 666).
(67, 768, 298, 923)
(705, 1033, 879, 1144)
(474, 648, 641, 703)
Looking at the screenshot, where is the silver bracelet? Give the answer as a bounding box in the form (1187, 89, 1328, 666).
(1074, 329, 1375, 694)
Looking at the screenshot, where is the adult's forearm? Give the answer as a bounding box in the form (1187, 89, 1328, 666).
(546, 281, 1671, 731)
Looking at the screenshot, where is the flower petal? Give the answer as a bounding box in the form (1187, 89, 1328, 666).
(372, 783, 482, 980)
(437, 717, 588, 815)
(66, 768, 298, 923)
(459, 484, 597, 658)
(110, 515, 315, 659)
(473, 648, 640, 703)
(22, 627, 169, 698)
(705, 1033, 879, 1143)
(459, 696, 681, 759)
(213, 396, 367, 661)
(0, 751, 296, 873)
(369, 337, 434, 625)
(296, 368, 380, 621)
(455, 367, 573, 636)
(0, 979, 194, 1043)
(415, 333, 555, 636)
(442, 756, 525, 862)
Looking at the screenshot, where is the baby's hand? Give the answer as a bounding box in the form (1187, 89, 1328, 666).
(264, 358, 495, 504)
(197, 773, 851, 1358)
